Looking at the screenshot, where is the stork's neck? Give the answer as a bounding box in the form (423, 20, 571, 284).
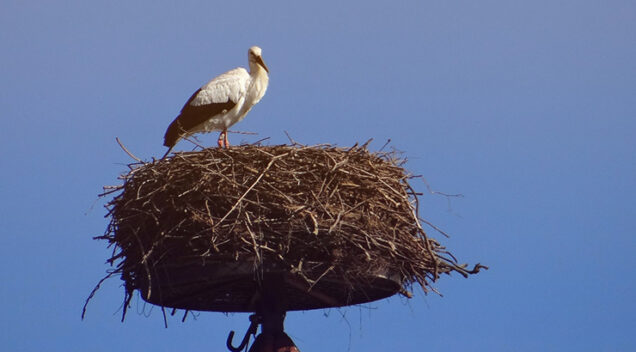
(249, 62, 268, 77)
(249, 62, 268, 83)
(247, 63, 269, 104)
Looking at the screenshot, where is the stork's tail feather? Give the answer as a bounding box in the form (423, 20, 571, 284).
(161, 146, 173, 160)
(163, 120, 183, 148)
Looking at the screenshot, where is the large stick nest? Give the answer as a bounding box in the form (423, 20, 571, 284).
(92, 143, 485, 317)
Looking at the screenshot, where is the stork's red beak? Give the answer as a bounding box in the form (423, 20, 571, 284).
(256, 56, 269, 73)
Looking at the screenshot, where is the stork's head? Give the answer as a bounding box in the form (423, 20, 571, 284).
(248, 46, 269, 73)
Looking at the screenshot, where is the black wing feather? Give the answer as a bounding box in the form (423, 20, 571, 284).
(163, 88, 236, 147)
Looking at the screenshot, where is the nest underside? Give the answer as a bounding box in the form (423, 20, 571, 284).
(95, 143, 484, 315)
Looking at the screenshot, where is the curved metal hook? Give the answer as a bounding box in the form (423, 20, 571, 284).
(227, 315, 260, 352)
(226, 331, 249, 352)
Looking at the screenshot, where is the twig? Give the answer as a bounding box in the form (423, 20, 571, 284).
(227, 130, 258, 135)
(116, 137, 142, 163)
(183, 135, 206, 151)
(81, 270, 117, 320)
(379, 139, 392, 152)
(213, 152, 289, 229)
(284, 130, 303, 146)
(251, 137, 271, 146)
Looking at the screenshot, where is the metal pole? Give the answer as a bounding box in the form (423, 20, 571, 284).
(248, 274, 300, 352)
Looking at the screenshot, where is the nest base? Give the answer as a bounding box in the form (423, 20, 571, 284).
(140, 259, 401, 312)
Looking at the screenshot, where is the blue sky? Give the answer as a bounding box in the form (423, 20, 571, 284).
(1, 1, 635, 351)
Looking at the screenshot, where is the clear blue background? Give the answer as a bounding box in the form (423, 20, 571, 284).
(2, 1, 634, 351)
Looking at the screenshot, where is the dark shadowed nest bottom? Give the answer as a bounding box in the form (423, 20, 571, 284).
(87, 143, 486, 319)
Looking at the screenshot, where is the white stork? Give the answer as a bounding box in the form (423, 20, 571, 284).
(163, 46, 269, 157)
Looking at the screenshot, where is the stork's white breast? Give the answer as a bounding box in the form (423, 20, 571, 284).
(190, 68, 250, 106)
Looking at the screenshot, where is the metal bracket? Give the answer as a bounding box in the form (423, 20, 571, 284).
(226, 314, 261, 352)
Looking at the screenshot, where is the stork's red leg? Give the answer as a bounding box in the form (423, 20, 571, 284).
(224, 131, 230, 148)
(217, 130, 226, 148)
